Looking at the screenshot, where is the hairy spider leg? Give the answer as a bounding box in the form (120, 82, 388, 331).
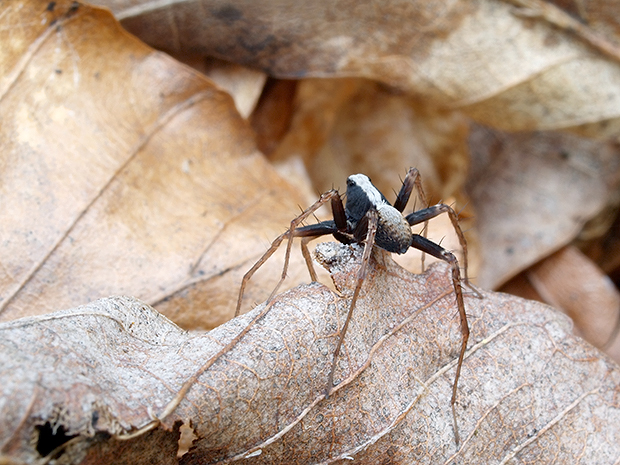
(394, 167, 428, 213)
(407, 202, 482, 445)
(406, 203, 472, 284)
(235, 190, 347, 317)
(409, 233, 467, 445)
(326, 208, 379, 396)
(407, 202, 471, 445)
(299, 237, 318, 282)
(394, 167, 430, 271)
(297, 190, 350, 283)
(405, 203, 472, 376)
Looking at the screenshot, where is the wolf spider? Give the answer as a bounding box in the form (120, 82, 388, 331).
(236, 167, 473, 444)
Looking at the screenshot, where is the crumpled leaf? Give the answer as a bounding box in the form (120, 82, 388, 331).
(2, 243, 620, 464)
(176, 56, 267, 119)
(104, 0, 620, 136)
(0, 0, 309, 329)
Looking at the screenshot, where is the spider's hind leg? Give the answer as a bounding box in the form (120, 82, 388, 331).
(410, 234, 468, 445)
(406, 203, 474, 286)
(394, 167, 431, 271)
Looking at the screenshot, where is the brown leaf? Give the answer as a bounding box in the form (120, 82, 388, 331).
(0, 0, 308, 329)
(250, 78, 298, 156)
(2, 243, 619, 464)
(103, 0, 620, 136)
(174, 55, 267, 119)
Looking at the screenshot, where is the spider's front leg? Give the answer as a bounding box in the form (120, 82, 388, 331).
(394, 167, 428, 213)
(235, 190, 346, 317)
(326, 208, 379, 397)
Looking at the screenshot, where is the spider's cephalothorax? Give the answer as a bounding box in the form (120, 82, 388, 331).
(236, 168, 474, 445)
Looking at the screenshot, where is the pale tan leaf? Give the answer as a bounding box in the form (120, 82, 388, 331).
(175, 56, 267, 119)
(250, 78, 297, 157)
(2, 243, 619, 464)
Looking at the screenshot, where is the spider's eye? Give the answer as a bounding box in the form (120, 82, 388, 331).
(346, 179, 354, 187)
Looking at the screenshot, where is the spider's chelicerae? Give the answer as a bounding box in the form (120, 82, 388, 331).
(236, 167, 475, 444)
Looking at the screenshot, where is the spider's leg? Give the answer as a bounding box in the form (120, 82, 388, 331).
(295, 222, 340, 282)
(298, 191, 349, 282)
(235, 190, 341, 317)
(394, 167, 427, 212)
(410, 234, 468, 445)
(394, 167, 430, 271)
(331, 190, 348, 231)
(300, 237, 318, 282)
(406, 203, 474, 287)
(326, 208, 378, 397)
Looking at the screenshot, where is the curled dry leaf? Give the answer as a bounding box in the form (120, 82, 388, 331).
(467, 125, 620, 289)
(2, 243, 620, 464)
(0, 0, 309, 329)
(269, 79, 471, 203)
(174, 56, 267, 119)
(105, 0, 620, 136)
(526, 246, 620, 363)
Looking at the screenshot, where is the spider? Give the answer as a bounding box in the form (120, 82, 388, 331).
(235, 167, 473, 444)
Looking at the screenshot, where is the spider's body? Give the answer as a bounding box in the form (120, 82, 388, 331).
(338, 173, 414, 254)
(236, 168, 474, 445)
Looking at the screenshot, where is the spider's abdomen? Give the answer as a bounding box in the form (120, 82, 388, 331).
(375, 204, 413, 254)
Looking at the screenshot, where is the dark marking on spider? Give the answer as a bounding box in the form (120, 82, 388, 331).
(236, 167, 476, 445)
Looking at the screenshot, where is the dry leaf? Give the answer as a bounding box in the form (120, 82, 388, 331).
(467, 126, 620, 289)
(0, 0, 310, 329)
(174, 56, 267, 119)
(270, 79, 470, 203)
(5, 3, 620, 463)
(581, 200, 620, 276)
(250, 78, 297, 157)
(104, 0, 620, 137)
(2, 243, 620, 464)
(526, 246, 620, 362)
